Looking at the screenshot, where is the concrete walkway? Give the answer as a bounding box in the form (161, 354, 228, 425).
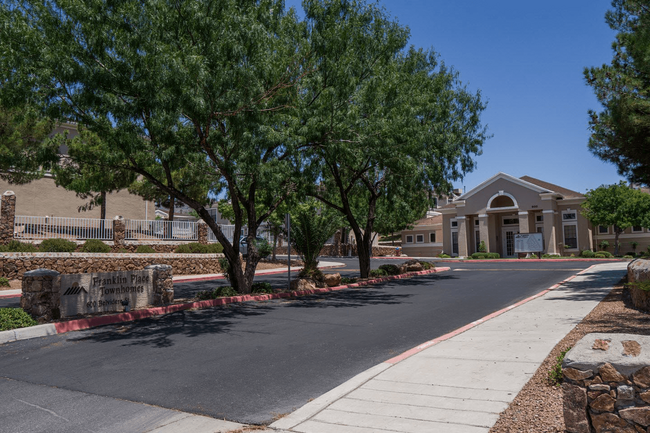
(269, 262, 627, 433)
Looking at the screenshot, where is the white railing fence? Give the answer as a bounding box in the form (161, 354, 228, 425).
(125, 220, 198, 241)
(14, 216, 113, 241)
(206, 225, 274, 244)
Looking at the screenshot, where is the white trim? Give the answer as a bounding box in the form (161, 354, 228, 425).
(457, 172, 550, 200)
(456, 216, 467, 220)
(562, 222, 579, 250)
(540, 192, 561, 200)
(478, 214, 488, 218)
(455, 201, 466, 208)
(542, 210, 557, 214)
(402, 242, 443, 248)
(562, 210, 577, 221)
(415, 234, 424, 243)
(518, 211, 529, 216)
(486, 191, 519, 210)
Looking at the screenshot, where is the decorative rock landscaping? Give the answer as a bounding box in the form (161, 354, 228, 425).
(563, 333, 650, 432)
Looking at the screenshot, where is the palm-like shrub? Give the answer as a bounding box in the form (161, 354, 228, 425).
(289, 209, 339, 276)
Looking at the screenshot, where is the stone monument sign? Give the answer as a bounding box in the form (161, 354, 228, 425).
(60, 269, 155, 318)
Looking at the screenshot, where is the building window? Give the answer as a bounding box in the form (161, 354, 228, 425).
(429, 232, 436, 243)
(563, 224, 578, 249)
(406, 235, 413, 243)
(475, 219, 480, 226)
(536, 214, 543, 223)
(503, 217, 519, 226)
(416, 234, 424, 243)
(563, 211, 577, 221)
(475, 230, 481, 253)
(451, 220, 458, 228)
(632, 226, 644, 233)
(598, 225, 609, 234)
(451, 231, 459, 256)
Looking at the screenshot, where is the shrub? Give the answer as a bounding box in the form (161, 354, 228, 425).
(438, 253, 451, 258)
(548, 347, 572, 386)
(600, 251, 613, 258)
(580, 250, 595, 258)
(254, 238, 272, 259)
(378, 264, 400, 276)
(478, 240, 487, 253)
(289, 207, 339, 274)
(0, 277, 9, 287)
(340, 277, 357, 284)
(369, 268, 388, 278)
(80, 239, 111, 253)
(418, 261, 434, 270)
(487, 253, 500, 259)
(135, 245, 156, 253)
(175, 243, 223, 254)
(299, 267, 324, 281)
(0, 240, 39, 253)
(625, 251, 637, 257)
(599, 240, 610, 251)
(0, 308, 38, 331)
(471, 252, 487, 259)
(119, 248, 129, 253)
(196, 286, 238, 300)
(39, 238, 77, 252)
(594, 252, 608, 258)
(251, 282, 274, 294)
(623, 255, 634, 259)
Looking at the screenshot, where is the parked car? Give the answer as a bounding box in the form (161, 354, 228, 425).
(239, 235, 270, 258)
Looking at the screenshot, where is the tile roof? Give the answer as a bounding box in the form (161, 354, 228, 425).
(519, 176, 584, 199)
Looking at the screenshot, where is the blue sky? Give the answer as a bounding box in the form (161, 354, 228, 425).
(284, 0, 623, 194)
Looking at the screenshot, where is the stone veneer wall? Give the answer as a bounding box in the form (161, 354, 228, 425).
(1, 252, 223, 280)
(274, 244, 397, 257)
(628, 259, 650, 311)
(21, 264, 173, 323)
(563, 333, 650, 433)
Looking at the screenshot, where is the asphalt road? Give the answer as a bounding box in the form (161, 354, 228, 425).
(0, 258, 608, 428)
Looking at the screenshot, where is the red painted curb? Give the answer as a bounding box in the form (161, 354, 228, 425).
(173, 264, 345, 283)
(439, 258, 624, 263)
(0, 293, 21, 299)
(383, 264, 599, 365)
(53, 266, 451, 334)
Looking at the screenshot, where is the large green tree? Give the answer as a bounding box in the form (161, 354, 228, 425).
(297, 1, 488, 277)
(581, 182, 650, 255)
(1, 0, 305, 293)
(585, 0, 650, 185)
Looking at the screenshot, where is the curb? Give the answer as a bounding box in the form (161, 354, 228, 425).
(3, 266, 450, 342)
(0, 323, 57, 345)
(270, 264, 600, 431)
(173, 264, 345, 283)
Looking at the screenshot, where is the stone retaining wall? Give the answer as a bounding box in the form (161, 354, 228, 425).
(1, 252, 223, 280)
(628, 259, 650, 311)
(275, 244, 397, 257)
(563, 333, 650, 432)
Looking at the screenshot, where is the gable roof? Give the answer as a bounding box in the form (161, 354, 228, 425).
(458, 172, 549, 200)
(519, 176, 584, 199)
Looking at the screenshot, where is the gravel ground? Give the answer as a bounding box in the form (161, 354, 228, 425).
(489, 279, 650, 432)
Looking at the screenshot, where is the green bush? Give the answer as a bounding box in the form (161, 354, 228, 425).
(0, 277, 9, 287)
(594, 252, 608, 258)
(548, 347, 572, 386)
(419, 261, 434, 270)
(39, 238, 77, 252)
(471, 252, 487, 259)
(80, 239, 111, 253)
(580, 250, 595, 258)
(0, 240, 39, 253)
(438, 253, 451, 258)
(600, 251, 613, 258)
(0, 308, 38, 331)
(478, 240, 487, 253)
(623, 255, 634, 259)
(299, 267, 324, 281)
(599, 240, 610, 251)
(369, 268, 388, 278)
(196, 286, 239, 300)
(340, 277, 357, 284)
(135, 245, 156, 253)
(251, 282, 273, 294)
(378, 264, 400, 275)
(487, 253, 500, 259)
(175, 243, 223, 254)
(255, 238, 272, 259)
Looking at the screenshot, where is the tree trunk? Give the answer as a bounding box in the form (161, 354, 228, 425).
(100, 191, 107, 220)
(169, 195, 175, 221)
(355, 228, 373, 278)
(615, 229, 621, 256)
(272, 230, 278, 261)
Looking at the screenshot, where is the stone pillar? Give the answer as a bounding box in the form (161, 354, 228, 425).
(518, 211, 530, 234)
(478, 214, 490, 252)
(198, 221, 208, 245)
(0, 191, 16, 244)
(457, 216, 468, 258)
(145, 264, 173, 305)
(113, 216, 125, 247)
(21, 268, 61, 323)
(543, 210, 558, 255)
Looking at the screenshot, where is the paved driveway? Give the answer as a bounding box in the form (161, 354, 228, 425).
(0, 258, 611, 428)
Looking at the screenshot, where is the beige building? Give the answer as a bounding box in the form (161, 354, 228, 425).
(400, 214, 443, 257)
(438, 173, 593, 258)
(2, 123, 154, 220)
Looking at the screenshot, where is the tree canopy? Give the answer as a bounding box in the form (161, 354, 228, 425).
(585, 0, 650, 185)
(581, 182, 650, 255)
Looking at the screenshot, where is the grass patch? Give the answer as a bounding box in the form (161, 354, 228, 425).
(0, 277, 9, 287)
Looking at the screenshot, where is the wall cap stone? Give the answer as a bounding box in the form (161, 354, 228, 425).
(564, 333, 650, 376)
(23, 269, 60, 278)
(145, 264, 173, 271)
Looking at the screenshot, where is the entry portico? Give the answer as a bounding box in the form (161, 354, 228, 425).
(439, 173, 592, 257)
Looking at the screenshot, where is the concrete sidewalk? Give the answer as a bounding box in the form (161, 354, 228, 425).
(269, 262, 627, 433)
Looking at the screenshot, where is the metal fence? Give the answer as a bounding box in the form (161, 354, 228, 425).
(125, 220, 198, 241)
(14, 216, 114, 241)
(206, 225, 273, 244)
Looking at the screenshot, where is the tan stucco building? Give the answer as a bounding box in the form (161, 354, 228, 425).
(437, 173, 593, 258)
(400, 214, 443, 257)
